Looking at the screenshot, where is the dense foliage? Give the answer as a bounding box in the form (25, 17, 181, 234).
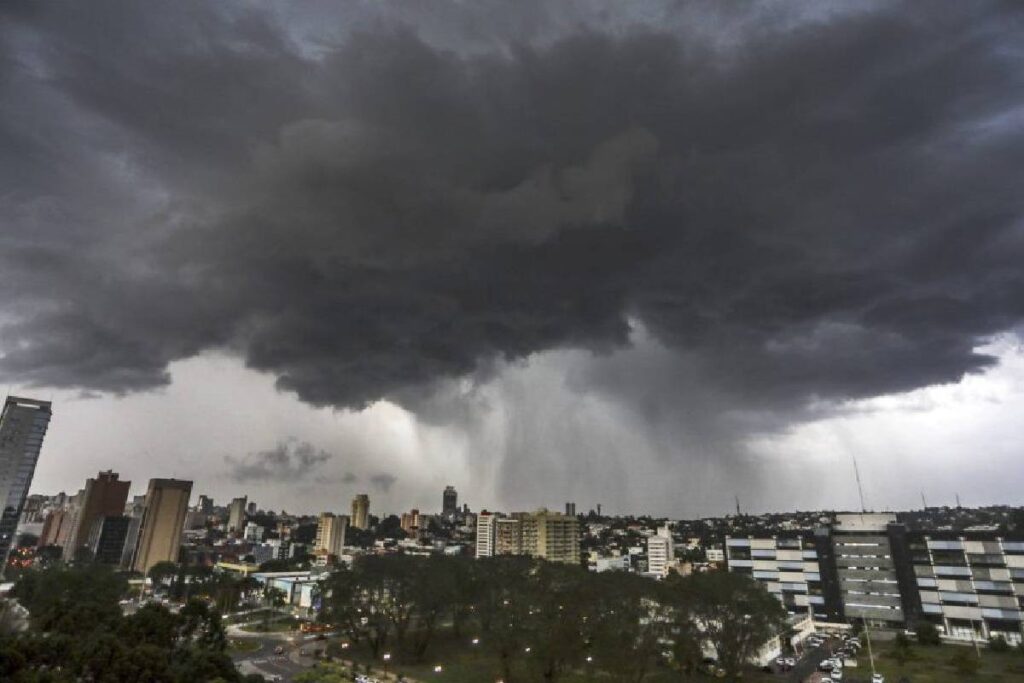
(319, 555, 787, 682)
(1, 565, 248, 683)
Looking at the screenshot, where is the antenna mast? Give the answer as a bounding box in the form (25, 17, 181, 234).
(851, 454, 867, 513)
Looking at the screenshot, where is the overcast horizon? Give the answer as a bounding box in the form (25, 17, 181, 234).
(4, 1, 1024, 518)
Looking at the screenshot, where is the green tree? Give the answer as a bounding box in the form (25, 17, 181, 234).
(148, 560, 180, 588)
(949, 647, 980, 676)
(893, 631, 913, 665)
(12, 564, 126, 635)
(474, 556, 535, 683)
(915, 621, 942, 646)
(261, 585, 287, 630)
(680, 571, 787, 679)
(988, 635, 1009, 652)
(522, 561, 595, 682)
(589, 571, 669, 683)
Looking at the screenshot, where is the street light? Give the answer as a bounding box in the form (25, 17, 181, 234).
(471, 637, 480, 645)
(434, 665, 443, 673)
(383, 652, 391, 680)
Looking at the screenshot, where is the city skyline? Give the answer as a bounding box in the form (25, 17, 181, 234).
(3, 2, 1024, 518)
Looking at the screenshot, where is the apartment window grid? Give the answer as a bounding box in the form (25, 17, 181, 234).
(726, 535, 826, 618)
(913, 536, 1023, 644)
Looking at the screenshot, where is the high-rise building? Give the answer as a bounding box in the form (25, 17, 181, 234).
(725, 532, 838, 621)
(39, 509, 69, 548)
(400, 509, 421, 534)
(565, 502, 576, 517)
(62, 470, 130, 561)
(475, 511, 497, 558)
(132, 478, 192, 574)
(443, 486, 458, 516)
(119, 495, 147, 570)
(495, 517, 524, 555)
(647, 525, 675, 577)
(87, 515, 131, 565)
(0, 396, 52, 570)
(831, 513, 906, 629)
(314, 512, 348, 558)
(197, 495, 214, 514)
(520, 509, 580, 565)
(227, 496, 247, 532)
(476, 509, 579, 563)
(351, 494, 370, 530)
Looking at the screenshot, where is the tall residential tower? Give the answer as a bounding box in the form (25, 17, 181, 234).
(351, 494, 370, 530)
(132, 478, 192, 574)
(0, 397, 51, 570)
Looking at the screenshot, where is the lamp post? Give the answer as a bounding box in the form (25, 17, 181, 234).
(383, 652, 391, 680)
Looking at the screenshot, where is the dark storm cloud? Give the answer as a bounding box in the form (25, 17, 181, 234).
(1, 0, 1023, 425)
(369, 474, 398, 493)
(225, 439, 333, 482)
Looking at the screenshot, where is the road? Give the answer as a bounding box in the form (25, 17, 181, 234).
(782, 638, 881, 683)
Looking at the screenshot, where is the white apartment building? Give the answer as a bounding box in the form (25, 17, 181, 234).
(476, 511, 497, 558)
(647, 525, 675, 577)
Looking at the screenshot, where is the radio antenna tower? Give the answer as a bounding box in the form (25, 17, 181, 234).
(849, 454, 867, 513)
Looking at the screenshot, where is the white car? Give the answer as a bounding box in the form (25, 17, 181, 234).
(784, 657, 796, 667)
(831, 670, 843, 681)
(871, 675, 885, 683)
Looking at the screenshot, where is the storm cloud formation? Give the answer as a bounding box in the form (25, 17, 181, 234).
(226, 439, 333, 482)
(2, 1, 1024, 492)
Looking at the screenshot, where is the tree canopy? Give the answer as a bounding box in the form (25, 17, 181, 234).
(1, 565, 245, 683)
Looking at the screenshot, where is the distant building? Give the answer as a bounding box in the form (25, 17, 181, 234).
(565, 502, 576, 517)
(39, 509, 69, 548)
(443, 486, 458, 516)
(197, 495, 214, 514)
(244, 522, 265, 543)
(0, 397, 52, 569)
(475, 511, 497, 558)
(227, 496, 247, 532)
(247, 501, 257, 516)
(351, 494, 370, 530)
(132, 478, 192, 574)
(593, 555, 630, 573)
(647, 525, 675, 577)
(315, 512, 348, 558)
(120, 495, 147, 569)
(400, 509, 421, 534)
(62, 470, 130, 561)
(87, 515, 131, 565)
(475, 509, 580, 564)
(705, 547, 725, 563)
(520, 509, 580, 565)
(495, 517, 523, 555)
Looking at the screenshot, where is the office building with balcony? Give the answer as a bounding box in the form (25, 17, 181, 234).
(910, 532, 1024, 644)
(726, 531, 841, 622)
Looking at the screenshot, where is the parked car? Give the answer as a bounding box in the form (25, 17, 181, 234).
(871, 675, 885, 683)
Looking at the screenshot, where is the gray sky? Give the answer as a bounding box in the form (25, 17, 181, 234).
(3, 1, 1023, 516)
